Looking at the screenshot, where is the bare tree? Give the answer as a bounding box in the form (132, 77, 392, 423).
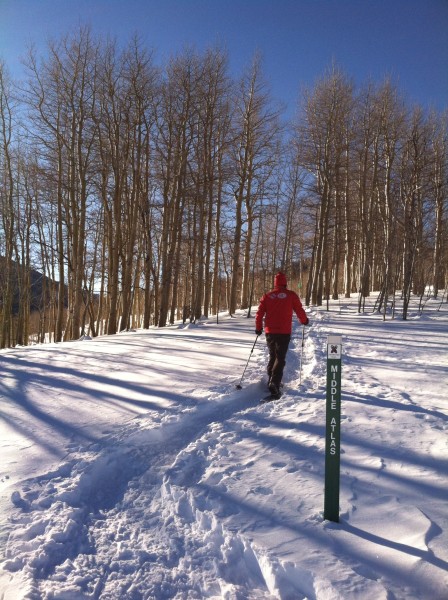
(428, 112, 447, 298)
(400, 107, 431, 319)
(0, 60, 16, 347)
(228, 54, 281, 314)
(373, 81, 406, 318)
(154, 51, 196, 326)
(22, 26, 99, 340)
(297, 65, 354, 306)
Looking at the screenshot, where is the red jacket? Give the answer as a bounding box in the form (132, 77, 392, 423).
(255, 286, 307, 334)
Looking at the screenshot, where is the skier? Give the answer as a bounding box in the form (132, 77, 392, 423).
(255, 272, 309, 399)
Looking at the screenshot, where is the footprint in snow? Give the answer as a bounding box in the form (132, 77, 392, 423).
(250, 485, 273, 495)
(271, 461, 287, 469)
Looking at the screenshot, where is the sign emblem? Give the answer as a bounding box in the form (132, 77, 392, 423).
(327, 341, 341, 359)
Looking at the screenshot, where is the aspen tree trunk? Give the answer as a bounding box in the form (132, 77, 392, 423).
(401, 109, 429, 320)
(0, 62, 15, 348)
(15, 172, 33, 346)
(229, 185, 244, 315)
(211, 180, 223, 316)
(240, 173, 254, 309)
(430, 116, 447, 298)
(230, 55, 280, 313)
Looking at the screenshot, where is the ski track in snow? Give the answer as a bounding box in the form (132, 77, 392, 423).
(1, 297, 447, 599)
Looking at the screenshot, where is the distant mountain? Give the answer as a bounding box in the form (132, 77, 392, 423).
(0, 258, 67, 314)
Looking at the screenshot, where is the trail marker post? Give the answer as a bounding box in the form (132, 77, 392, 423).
(324, 334, 342, 522)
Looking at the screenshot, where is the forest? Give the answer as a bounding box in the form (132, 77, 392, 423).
(0, 27, 446, 348)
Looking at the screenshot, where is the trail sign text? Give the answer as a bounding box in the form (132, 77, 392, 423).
(324, 334, 342, 522)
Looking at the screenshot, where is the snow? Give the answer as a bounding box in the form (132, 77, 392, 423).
(1, 294, 447, 599)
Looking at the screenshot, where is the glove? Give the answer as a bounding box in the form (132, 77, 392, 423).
(303, 318, 310, 326)
(255, 329, 263, 336)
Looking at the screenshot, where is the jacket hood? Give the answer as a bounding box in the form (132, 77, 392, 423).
(274, 272, 287, 287)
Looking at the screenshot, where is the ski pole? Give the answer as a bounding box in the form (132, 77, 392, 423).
(299, 324, 305, 386)
(236, 335, 259, 389)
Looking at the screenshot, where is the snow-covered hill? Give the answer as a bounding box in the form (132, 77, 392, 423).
(1, 294, 447, 599)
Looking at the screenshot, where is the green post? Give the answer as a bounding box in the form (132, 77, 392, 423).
(324, 334, 342, 522)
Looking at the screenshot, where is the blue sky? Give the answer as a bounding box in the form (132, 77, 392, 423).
(1, 0, 447, 117)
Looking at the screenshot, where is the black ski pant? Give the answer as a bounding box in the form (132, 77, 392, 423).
(266, 333, 291, 387)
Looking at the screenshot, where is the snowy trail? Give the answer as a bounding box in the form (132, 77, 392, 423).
(1, 315, 284, 598)
(1, 298, 447, 599)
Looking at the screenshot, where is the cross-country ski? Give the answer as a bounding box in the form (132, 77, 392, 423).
(259, 392, 282, 403)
